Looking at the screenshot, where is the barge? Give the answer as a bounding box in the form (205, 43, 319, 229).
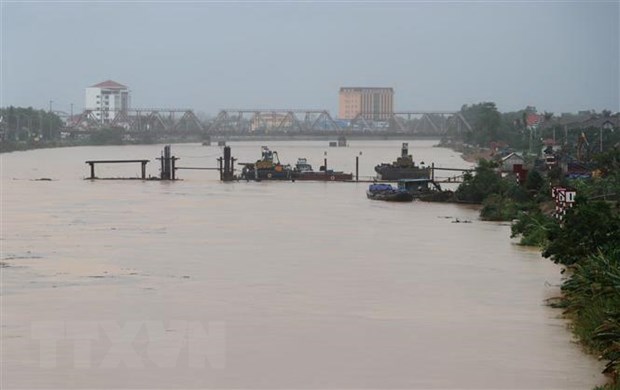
(292, 158, 353, 181)
(374, 143, 431, 180)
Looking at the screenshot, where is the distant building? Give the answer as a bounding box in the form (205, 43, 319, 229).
(85, 80, 131, 124)
(338, 87, 394, 121)
(250, 112, 293, 132)
(501, 152, 525, 172)
(526, 113, 543, 129)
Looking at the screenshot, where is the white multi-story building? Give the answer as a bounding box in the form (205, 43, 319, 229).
(85, 80, 130, 124)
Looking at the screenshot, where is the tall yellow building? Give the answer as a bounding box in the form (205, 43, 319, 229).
(338, 87, 394, 120)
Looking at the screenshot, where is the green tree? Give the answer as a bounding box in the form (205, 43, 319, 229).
(455, 159, 503, 203)
(0, 106, 63, 140)
(511, 209, 557, 247)
(542, 198, 620, 265)
(480, 194, 521, 221)
(594, 147, 620, 176)
(497, 110, 528, 151)
(525, 170, 544, 192)
(460, 102, 501, 146)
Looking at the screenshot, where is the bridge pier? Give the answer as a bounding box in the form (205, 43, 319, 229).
(158, 145, 179, 180)
(218, 146, 236, 181)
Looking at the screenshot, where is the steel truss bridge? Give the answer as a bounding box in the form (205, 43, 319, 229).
(208, 109, 338, 133)
(65, 108, 472, 136)
(208, 109, 472, 135)
(69, 108, 204, 133)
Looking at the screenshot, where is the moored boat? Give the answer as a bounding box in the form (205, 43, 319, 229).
(292, 158, 353, 181)
(374, 143, 431, 180)
(366, 183, 414, 202)
(239, 147, 293, 181)
(397, 178, 457, 202)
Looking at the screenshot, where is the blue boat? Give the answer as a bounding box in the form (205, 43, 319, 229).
(397, 178, 453, 201)
(366, 183, 414, 202)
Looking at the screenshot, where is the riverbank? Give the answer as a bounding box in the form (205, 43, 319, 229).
(455, 150, 620, 389)
(437, 139, 494, 163)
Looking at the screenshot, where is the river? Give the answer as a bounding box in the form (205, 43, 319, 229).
(1, 140, 605, 388)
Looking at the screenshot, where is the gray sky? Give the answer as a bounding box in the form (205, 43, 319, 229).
(2, 1, 619, 116)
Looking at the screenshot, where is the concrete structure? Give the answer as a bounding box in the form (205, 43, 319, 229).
(338, 87, 394, 121)
(85, 80, 130, 124)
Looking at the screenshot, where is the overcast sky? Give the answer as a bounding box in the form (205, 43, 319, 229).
(2, 1, 619, 116)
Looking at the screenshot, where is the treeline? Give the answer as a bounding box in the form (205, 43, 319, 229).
(456, 102, 620, 155)
(455, 159, 557, 221)
(0, 106, 64, 141)
(456, 148, 619, 388)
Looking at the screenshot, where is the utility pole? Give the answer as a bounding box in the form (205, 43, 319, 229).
(70, 103, 74, 130)
(48, 100, 53, 140)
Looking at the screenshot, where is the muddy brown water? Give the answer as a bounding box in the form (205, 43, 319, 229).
(1, 140, 605, 388)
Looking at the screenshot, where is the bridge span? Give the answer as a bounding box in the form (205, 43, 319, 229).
(207, 109, 472, 135)
(65, 107, 472, 136)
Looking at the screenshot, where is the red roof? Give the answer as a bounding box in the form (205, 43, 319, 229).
(526, 113, 543, 127)
(90, 80, 127, 89)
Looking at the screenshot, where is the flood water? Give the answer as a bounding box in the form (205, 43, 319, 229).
(2, 140, 605, 388)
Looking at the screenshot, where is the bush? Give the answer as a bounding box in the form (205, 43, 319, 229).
(543, 199, 620, 265)
(525, 170, 545, 192)
(480, 194, 522, 221)
(561, 248, 620, 382)
(455, 159, 503, 203)
(511, 209, 557, 247)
